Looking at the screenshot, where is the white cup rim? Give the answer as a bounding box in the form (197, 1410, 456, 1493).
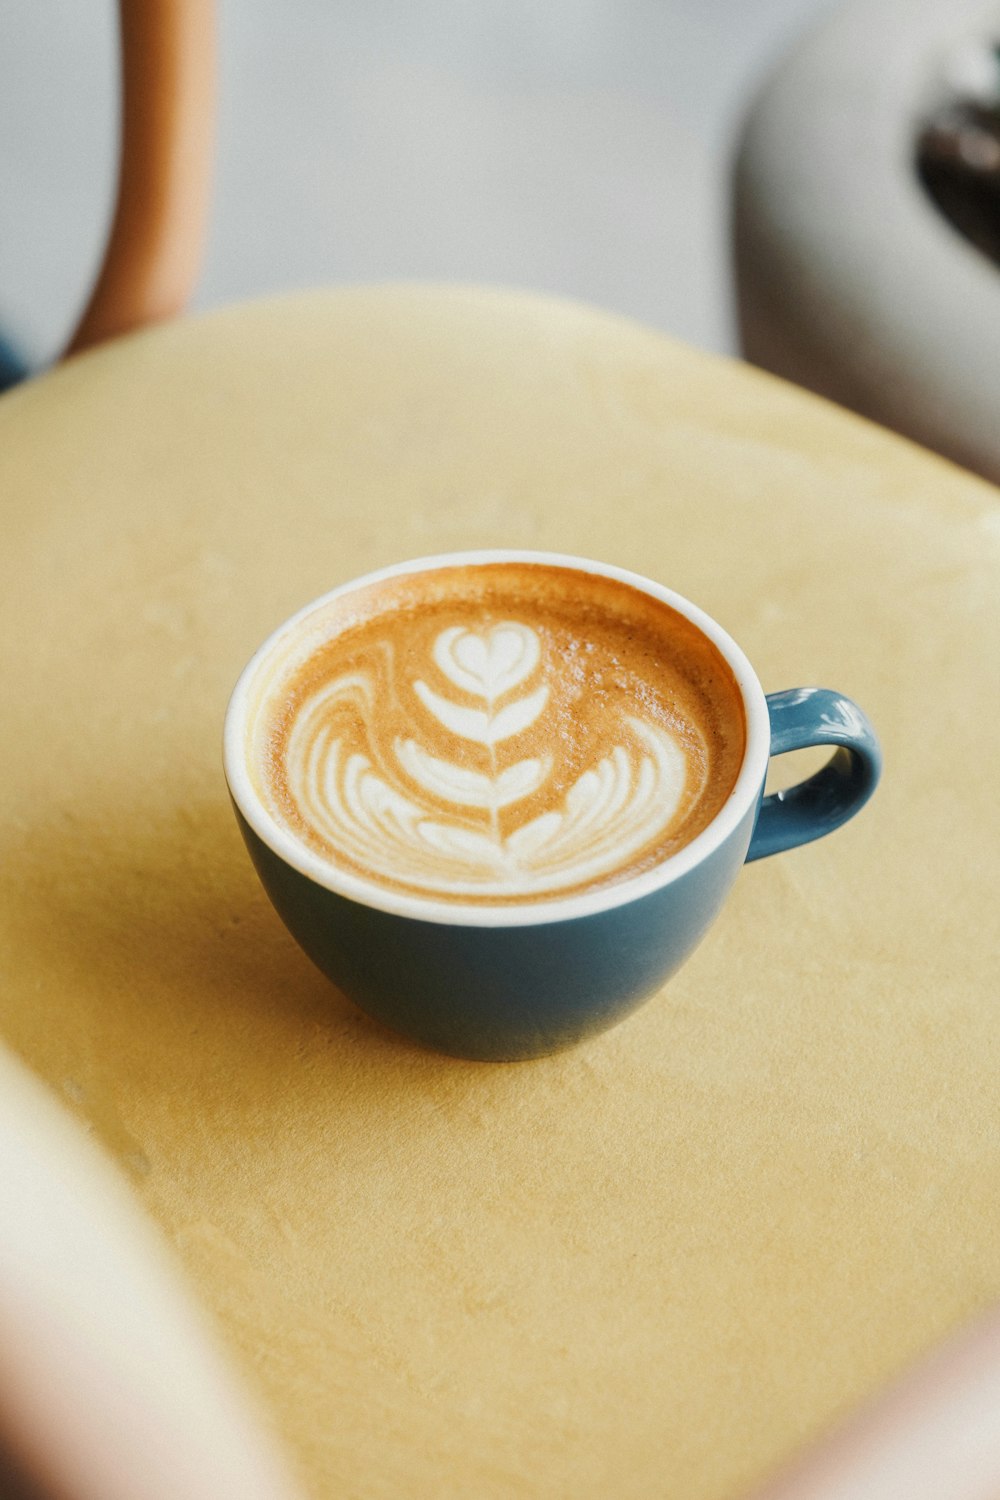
(223, 551, 772, 928)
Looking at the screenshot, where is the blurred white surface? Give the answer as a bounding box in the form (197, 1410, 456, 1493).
(734, 0, 1000, 481)
(0, 0, 831, 367)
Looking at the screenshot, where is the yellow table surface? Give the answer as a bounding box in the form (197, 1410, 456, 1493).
(1, 286, 999, 1500)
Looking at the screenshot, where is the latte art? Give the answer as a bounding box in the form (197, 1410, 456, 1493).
(252, 563, 746, 904)
(282, 620, 688, 898)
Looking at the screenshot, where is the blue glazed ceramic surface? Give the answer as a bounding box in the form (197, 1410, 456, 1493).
(749, 688, 882, 861)
(224, 552, 881, 1060)
(235, 801, 757, 1060)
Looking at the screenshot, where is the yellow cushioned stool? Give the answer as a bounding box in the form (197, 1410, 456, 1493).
(1, 286, 998, 1499)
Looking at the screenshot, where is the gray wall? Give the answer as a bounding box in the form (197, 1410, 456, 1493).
(0, 0, 831, 367)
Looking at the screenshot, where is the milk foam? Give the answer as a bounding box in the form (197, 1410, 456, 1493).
(281, 620, 687, 898)
(254, 563, 746, 904)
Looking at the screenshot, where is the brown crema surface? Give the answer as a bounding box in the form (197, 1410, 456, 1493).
(253, 562, 746, 902)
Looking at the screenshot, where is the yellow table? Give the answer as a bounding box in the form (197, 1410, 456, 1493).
(1, 286, 998, 1500)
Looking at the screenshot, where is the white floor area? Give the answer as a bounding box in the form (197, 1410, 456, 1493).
(0, 0, 832, 368)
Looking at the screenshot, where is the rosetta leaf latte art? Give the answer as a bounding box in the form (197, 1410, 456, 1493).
(280, 620, 690, 900)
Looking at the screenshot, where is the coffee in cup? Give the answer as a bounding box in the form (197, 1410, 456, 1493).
(225, 552, 881, 1060)
(248, 561, 746, 907)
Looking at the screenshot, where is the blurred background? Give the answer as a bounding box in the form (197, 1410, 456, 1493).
(0, 0, 832, 370)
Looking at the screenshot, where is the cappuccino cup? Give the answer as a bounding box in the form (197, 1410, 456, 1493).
(223, 552, 881, 1060)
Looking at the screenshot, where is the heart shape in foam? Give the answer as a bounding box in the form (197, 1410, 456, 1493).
(433, 623, 540, 700)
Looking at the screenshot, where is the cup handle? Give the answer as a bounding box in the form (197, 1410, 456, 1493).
(745, 688, 882, 862)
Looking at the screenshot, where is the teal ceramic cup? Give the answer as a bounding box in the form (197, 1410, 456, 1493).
(223, 553, 881, 1061)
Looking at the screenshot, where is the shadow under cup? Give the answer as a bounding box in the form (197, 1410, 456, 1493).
(223, 553, 881, 1061)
